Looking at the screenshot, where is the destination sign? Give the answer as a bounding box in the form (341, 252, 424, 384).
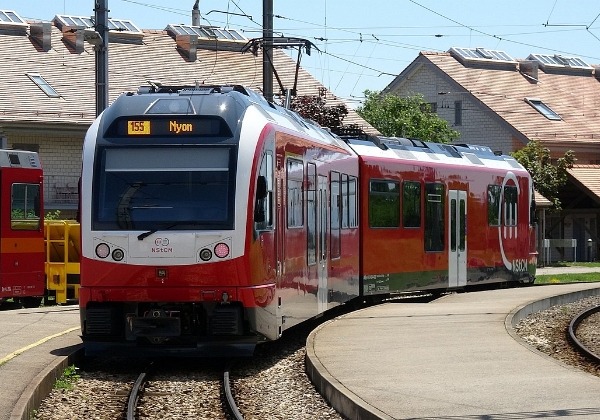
(117, 118, 224, 137)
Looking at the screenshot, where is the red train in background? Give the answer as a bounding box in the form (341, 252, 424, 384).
(78, 85, 536, 357)
(0, 149, 45, 308)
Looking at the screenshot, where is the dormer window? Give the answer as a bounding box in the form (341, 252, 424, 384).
(524, 98, 561, 121)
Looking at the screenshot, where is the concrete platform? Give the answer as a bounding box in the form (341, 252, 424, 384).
(307, 282, 600, 420)
(0, 305, 81, 420)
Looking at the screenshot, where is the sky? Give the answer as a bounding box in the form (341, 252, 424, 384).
(3, 0, 600, 107)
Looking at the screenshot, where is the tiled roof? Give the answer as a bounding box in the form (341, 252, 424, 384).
(0, 22, 374, 132)
(567, 165, 600, 203)
(416, 52, 600, 148)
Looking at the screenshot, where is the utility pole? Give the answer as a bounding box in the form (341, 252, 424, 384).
(262, 0, 273, 102)
(95, 0, 109, 116)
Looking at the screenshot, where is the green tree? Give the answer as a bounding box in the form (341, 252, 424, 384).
(511, 139, 576, 210)
(356, 90, 460, 143)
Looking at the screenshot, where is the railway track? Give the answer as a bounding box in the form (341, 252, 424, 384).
(125, 359, 238, 419)
(568, 304, 600, 364)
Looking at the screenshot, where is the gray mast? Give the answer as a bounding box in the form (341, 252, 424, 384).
(95, 0, 109, 116)
(262, 0, 273, 102)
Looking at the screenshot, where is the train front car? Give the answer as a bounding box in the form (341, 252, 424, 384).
(79, 85, 360, 357)
(0, 150, 44, 308)
(349, 137, 536, 296)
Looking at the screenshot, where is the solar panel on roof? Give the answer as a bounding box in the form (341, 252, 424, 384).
(55, 14, 142, 34)
(166, 24, 247, 42)
(449, 47, 515, 63)
(527, 53, 591, 69)
(0, 10, 27, 25)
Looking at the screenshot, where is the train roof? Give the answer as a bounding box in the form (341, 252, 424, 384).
(0, 149, 41, 169)
(346, 136, 528, 173)
(99, 84, 350, 151)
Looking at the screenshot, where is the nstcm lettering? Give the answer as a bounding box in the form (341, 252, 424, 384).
(152, 247, 173, 253)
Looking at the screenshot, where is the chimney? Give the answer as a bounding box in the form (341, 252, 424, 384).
(29, 21, 52, 51)
(176, 34, 198, 61)
(192, 0, 200, 26)
(61, 25, 85, 53)
(519, 60, 539, 83)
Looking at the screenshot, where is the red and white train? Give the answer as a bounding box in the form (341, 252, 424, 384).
(0, 149, 45, 308)
(79, 85, 536, 356)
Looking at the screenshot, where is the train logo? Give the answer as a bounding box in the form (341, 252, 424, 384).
(154, 237, 170, 247)
(498, 171, 527, 274)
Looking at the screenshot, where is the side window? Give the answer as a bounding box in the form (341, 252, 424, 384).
(341, 174, 358, 228)
(286, 158, 304, 228)
(330, 171, 341, 259)
(254, 152, 274, 231)
(487, 185, 501, 226)
(369, 179, 399, 228)
(307, 163, 317, 265)
(345, 175, 358, 228)
(11, 183, 41, 230)
(504, 185, 518, 226)
(425, 182, 444, 252)
(402, 181, 421, 228)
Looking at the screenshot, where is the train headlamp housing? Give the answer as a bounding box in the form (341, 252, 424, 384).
(95, 243, 110, 259)
(214, 242, 230, 258)
(112, 248, 125, 261)
(199, 248, 212, 261)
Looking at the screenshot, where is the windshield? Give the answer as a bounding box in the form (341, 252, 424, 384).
(93, 146, 235, 231)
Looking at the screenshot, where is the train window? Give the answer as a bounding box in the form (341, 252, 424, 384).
(307, 163, 317, 265)
(94, 146, 235, 230)
(504, 185, 518, 226)
(286, 159, 303, 228)
(402, 181, 421, 228)
(342, 175, 358, 228)
(369, 180, 400, 228)
(330, 171, 341, 259)
(11, 183, 41, 230)
(425, 183, 444, 252)
(255, 151, 274, 231)
(487, 185, 501, 226)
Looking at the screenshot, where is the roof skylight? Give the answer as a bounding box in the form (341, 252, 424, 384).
(449, 47, 515, 63)
(26, 73, 61, 98)
(524, 98, 561, 121)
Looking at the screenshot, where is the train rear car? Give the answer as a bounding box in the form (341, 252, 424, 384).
(347, 136, 536, 295)
(79, 85, 359, 356)
(0, 149, 44, 308)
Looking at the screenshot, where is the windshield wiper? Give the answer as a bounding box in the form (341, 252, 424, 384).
(137, 221, 206, 240)
(137, 222, 182, 241)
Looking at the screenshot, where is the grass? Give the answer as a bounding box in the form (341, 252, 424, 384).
(54, 365, 80, 391)
(536, 261, 600, 284)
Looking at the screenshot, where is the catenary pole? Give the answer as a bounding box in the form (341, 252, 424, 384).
(262, 0, 273, 102)
(95, 0, 109, 116)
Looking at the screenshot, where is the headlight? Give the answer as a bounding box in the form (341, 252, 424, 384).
(112, 248, 125, 261)
(214, 242, 230, 258)
(95, 243, 110, 259)
(199, 248, 212, 261)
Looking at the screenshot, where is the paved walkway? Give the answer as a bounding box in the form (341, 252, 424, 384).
(0, 305, 81, 420)
(307, 282, 600, 420)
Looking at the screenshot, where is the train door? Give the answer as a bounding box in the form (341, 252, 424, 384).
(317, 175, 328, 313)
(448, 190, 467, 288)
